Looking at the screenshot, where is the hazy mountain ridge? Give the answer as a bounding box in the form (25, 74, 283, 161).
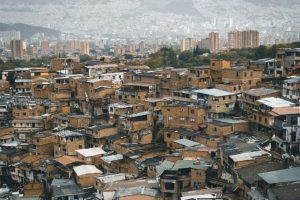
(0, 23, 60, 39)
(0, 0, 299, 37)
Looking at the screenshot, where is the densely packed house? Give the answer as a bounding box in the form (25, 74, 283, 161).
(1, 51, 300, 200)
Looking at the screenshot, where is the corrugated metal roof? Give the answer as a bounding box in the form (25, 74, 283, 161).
(174, 139, 200, 147)
(258, 167, 300, 184)
(113, 187, 161, 198)
(101, 154, 123, 164)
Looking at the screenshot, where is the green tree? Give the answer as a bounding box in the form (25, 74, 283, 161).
(80, 54, 94, 62)
(124, 54, 133, 60)
(179, 51, 193, 62)
(254, 45, 268, 59)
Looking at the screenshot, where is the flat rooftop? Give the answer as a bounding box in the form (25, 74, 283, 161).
(73, 165, 102, 176)
(193, 88, 235, 97)
(245, 88, 278, 97)
(270, 106, 300, 116)
(75, 147, 106, 157)
(237, 160, 287, 185)
(258, 97, 295, 108)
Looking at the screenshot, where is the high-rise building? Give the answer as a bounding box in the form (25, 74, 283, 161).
(80, 41, 90, 55)
(228, 30, 259, 49)
(209, 32, 220, 52)
(198, 38, 211, 50)
(10, 39, 23, 59)
(66, 40, 81, 53)
(41, 41, 49, 54)
(180, 38, 197, 52)
(0, 31, 20, 42)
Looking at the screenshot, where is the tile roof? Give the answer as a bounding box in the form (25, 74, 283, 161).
(55, 156, 84, 166)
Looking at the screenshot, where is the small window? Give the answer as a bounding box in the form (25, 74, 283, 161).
(190, 110, 195, 114)
(180, 108, 184, 112)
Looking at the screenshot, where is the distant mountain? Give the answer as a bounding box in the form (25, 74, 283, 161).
(0, 0, 299, 37)
(159, 0, 200, 16)
(0, 23, 60, 39)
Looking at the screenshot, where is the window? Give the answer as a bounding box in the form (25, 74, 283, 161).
(78, 145, 82, 149)
(291, 132, 296, 142)
(180, 117, 185, 121)
(190, 118, 195, 122)
(167, 133, 171, 138)
(165, 182, 175, 190)
(190, 109, 195, 114)
(180, 108, 184, 112)
(291, 117, 297, 125)
(259, 116, 262, 122)
(214, 127, 217, 131)
(168, 117, 173, 120)
(265, 118, 267, 124)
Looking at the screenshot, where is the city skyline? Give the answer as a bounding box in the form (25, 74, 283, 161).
(0, 0, 299, 42)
